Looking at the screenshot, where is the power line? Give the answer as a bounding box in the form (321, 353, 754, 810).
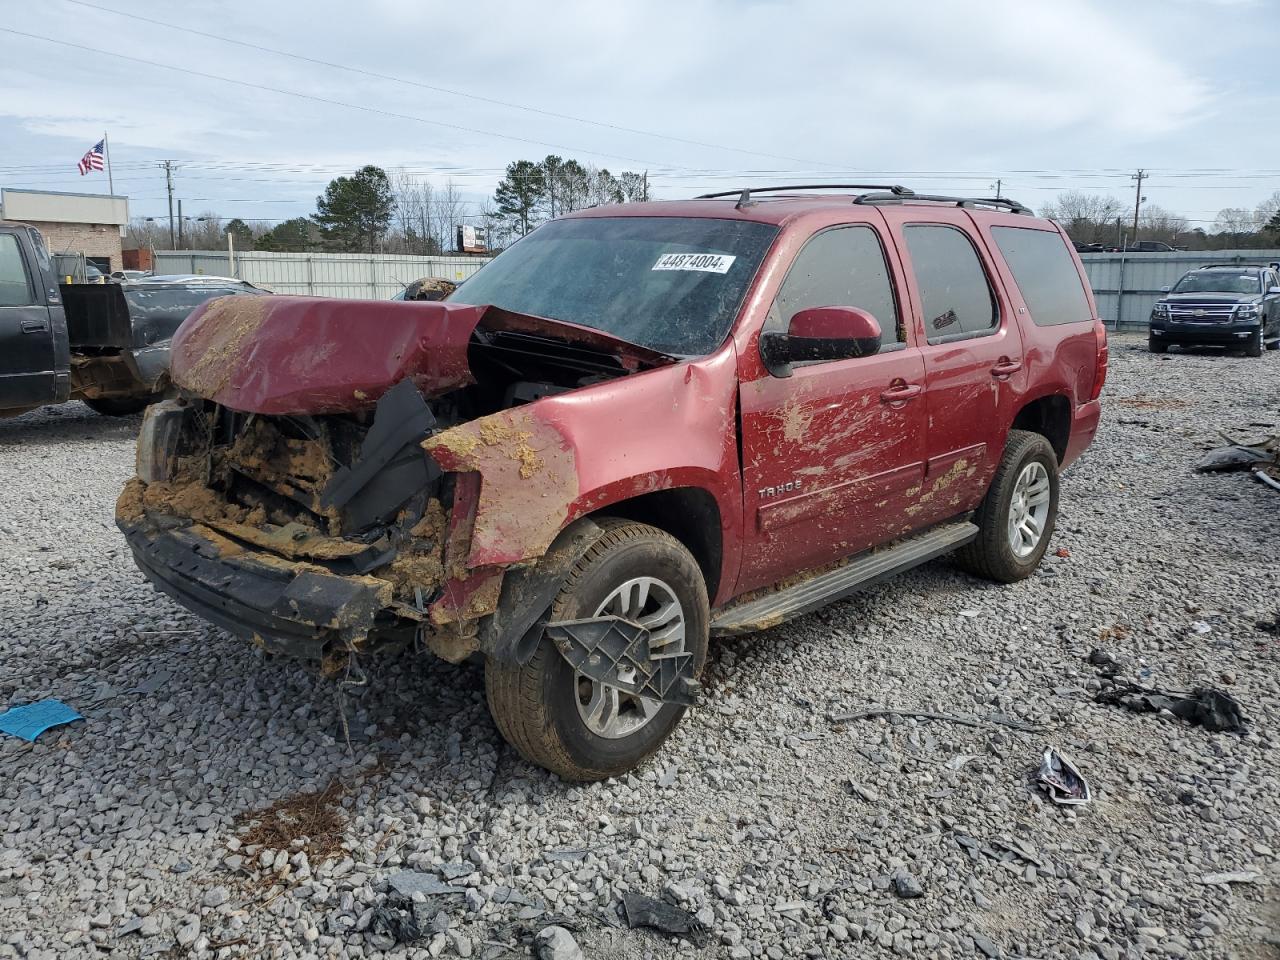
(59, 0, 849, 172)
(0, 27, 674, 170)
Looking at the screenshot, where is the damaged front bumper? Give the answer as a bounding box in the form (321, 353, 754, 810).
(120, 517, 400, 664)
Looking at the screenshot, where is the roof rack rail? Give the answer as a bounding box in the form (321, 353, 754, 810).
(853, 192, 1033, 215)
(696, 184, 914, 209)
(1198, 262, 1278, 270)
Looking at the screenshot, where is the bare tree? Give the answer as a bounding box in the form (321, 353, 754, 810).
(1213, 207, 1261, 248)
(434, 180, 461, 253)
(1040, 191, 1125, 245)
(1138, 204, 1189, 246)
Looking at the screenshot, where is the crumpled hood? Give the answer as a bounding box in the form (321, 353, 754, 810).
(170, 296, 674, 415)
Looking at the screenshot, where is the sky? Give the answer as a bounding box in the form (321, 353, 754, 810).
(1, 0, 1278, 233)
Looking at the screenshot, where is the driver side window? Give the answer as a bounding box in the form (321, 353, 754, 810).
(767, 226, 903, 351)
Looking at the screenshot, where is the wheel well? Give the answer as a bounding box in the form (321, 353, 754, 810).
(591, 488, 723, 599)
(1010, 395, 1071, 464)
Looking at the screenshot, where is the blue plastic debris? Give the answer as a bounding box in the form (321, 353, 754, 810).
(0, 699, 83, 742)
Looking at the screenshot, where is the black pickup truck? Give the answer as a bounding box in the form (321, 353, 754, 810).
(0, 221, 266, 418)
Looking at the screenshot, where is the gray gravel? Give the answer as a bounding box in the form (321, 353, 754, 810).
(1, 336, 1278, 959)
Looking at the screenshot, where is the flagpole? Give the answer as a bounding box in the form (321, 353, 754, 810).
(103, 131, 114, 195)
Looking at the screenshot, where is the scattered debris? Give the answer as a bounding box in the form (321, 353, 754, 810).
(534, 925, 586, 960)
(891, 868, 924, 899)
(1255, 616, 1280, 636)
(1095, 682, 1246, 733)
(827, 706, 1045, 733)
(0, 699, 82, 742)
(1036, 748, 1092, 805)
(1198, 869, 1263, 886)
(1054, 547, 1071, 558)
(843, 780, 880, 803)
(236, 779, 347, 861)
(387, 870, 468, 898)
(368, 894, 428, 944)
(620, 891, 707, 945)
(1194, 435, 1278, 473)
(1196, 433, 1280, 490)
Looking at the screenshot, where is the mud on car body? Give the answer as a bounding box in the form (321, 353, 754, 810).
(118, 187, 1107, 780)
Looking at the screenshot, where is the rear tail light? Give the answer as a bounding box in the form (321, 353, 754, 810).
(1088, 319, 1108, 402)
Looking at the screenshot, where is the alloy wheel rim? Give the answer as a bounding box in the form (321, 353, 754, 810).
(1007, 461, 1051, 559)
(574, 576, 686, 740)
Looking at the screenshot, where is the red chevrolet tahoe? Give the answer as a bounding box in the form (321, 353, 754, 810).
(117, 186, 1106, 780)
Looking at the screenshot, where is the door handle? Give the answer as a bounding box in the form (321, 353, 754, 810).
(880, 382, 923, 404)
(991, 357, 1022, 379)
(20, 320, 49, 334)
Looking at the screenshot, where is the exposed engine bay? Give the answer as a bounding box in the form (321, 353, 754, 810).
(116, 296, 673, 676)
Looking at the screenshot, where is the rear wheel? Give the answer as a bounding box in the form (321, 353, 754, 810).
(485, 519, 708, 781)
(955, 430, 1059, 583)
(1148, 337, 1168, 354)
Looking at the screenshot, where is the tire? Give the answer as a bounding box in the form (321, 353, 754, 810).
(1148, 337, 1168, 354)
(1246, 326, 1264, 358)
(83, 394, 155, 416)
(954, 430, 1060, 584)
(484, 519, 709, 781)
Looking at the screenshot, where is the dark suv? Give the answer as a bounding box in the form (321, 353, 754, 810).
(1149, 264, 1280, 356)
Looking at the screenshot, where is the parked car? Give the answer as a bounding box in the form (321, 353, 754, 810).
(1072, 240, 1103, 253)
(1104, 241, 1179, 253)
(51, 254, 107, 283)
(116, 185, 1106, 780)
(1148, 263, 1280, 356)
(0, 222, 269, 417)
(110, 269, 152, 282)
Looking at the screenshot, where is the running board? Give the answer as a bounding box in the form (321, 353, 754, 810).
(710, 521, 979, 637)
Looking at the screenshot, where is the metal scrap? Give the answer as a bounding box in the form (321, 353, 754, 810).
(619, 891, 707, 945)
(827, 706, 1045, 733)
(1195, 432, 1280, 490)
(545, 616, 700, 706)
(1036, 747, 1092, 805)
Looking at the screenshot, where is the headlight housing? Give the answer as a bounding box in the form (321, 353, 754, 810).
(1151, 302, 1169, 318)
(1236, 304, 1260, 319)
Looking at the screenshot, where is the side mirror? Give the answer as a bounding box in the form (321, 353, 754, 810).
(1160, 286, 1171, 293)
(1269, 286, 1280, 296)
(760, 306, 882, 377)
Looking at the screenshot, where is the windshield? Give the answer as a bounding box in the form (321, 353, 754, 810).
(451, 216, 778, 355)
(1173, 271, 1261, 295)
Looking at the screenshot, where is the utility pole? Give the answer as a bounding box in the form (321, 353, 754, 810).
(161, 160, 176, 249)
(177, 199, 183, 249)
(1131, 168, 1146, 243)
(992, 178, 1002, 199)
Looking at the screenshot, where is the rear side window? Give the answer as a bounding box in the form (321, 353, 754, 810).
(991, 227, 1092, 327)
(904, 225, 997, 341)
(0, 235, 34, 307)
(771, 225, 902, 345)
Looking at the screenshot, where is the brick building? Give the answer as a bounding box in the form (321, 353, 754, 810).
(0, 188, 129, 273)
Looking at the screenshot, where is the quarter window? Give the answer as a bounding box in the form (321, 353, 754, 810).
(770, 225, 902, 348)
(904, 225, 997, 341)
(0, 235, 34, 307)
(991, 226, 1093, 327)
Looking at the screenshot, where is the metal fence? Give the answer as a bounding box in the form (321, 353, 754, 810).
(1080, 249, 1280, 330)
(154, 247, 1280, 329)
(153, 250, 492, 299)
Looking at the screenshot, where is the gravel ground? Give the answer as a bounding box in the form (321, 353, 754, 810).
(1, 335, 1278, 960)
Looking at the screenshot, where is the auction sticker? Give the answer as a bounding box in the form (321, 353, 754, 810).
(652, 252, 736, 274)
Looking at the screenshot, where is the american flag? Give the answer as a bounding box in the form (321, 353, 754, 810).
(77, 140, 105, 175)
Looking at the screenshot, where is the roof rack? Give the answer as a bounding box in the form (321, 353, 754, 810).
(1198, 262, 1278, 270)
(853, 191, 1033, 215)
(695, 184, 914, 209)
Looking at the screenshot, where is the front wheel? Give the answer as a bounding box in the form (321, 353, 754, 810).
(1148, 337, 1168, 354)
(485, 519, 709, 781)
(1245, 326, 1264, 358)
(954, 430, 1060, 583)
